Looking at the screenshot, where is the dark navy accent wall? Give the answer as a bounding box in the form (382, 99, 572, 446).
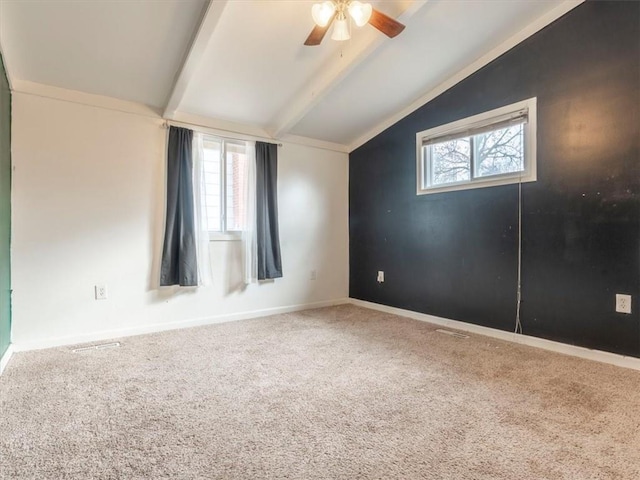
(349, 1, 640, 357)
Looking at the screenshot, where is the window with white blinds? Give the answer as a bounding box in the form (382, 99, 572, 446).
(416, 98, 537, 194)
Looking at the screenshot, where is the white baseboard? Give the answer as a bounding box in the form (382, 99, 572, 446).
(0, 344, 14, 376)
(12, 298, 350, 352)
(349, 298, 640, 372)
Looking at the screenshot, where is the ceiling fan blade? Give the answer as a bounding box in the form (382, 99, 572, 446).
(304, 14, 337, 46)
(368, 8, 405, 38)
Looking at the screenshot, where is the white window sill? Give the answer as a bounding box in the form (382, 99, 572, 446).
(208, 232, 242, 242)
(417, 170, 536, 195)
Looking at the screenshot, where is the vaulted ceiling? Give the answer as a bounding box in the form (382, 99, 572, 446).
(0, 0, 582, 151)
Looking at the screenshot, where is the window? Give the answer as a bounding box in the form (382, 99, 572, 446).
(201, 136, 249, 239)
(416, 98, 536, 194)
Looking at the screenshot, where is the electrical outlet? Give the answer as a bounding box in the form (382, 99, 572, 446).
(95, 284, 108, 300)
(310, 270, 317, 281)
(377, 271, 384, 283)
(615, 294, 631, 314)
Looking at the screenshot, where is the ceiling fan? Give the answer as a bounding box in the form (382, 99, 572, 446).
(304, 1, 406, 46)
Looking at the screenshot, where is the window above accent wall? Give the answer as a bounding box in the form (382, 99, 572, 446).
(416, 98, 537, 195)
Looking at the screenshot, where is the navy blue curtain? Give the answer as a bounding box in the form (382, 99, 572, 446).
(256, 141, 283, 280)
(160, 126, 197, 286)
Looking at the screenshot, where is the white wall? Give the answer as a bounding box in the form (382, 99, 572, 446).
(11, 93, 349, 349)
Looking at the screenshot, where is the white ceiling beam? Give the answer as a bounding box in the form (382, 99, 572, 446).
(269, 0, 429, 139)
(163, 0, 228, 119)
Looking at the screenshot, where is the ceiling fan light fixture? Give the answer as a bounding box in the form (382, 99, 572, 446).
(312, 1, 336, 27)
(304, 1, 405, 46)
(331, 17, 351, 41)
(348, 1, 372, 27)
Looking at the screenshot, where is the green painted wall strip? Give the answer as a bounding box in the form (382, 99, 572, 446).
(0, 52, 11, 357)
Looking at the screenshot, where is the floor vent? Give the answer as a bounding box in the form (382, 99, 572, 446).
(435, 329, 469, 339)
(72, 342, 121, 353)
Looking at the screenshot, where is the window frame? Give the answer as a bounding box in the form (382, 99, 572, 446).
(416, 97, 537, 195)
(201, 134, 247, 242)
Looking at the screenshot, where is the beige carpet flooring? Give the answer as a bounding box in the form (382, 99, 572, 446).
(1, 305, 639, 479)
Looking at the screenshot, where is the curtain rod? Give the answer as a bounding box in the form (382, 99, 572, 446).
(162, 120, 283, 147)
